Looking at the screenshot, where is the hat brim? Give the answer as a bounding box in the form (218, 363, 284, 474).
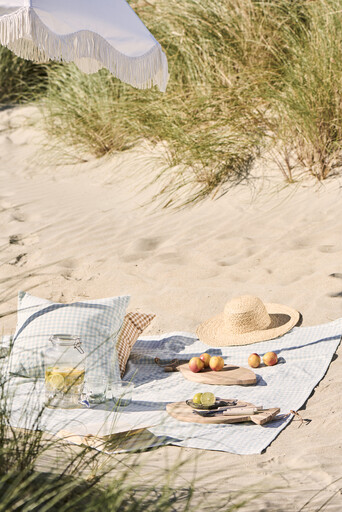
(196, 303, 300, 347)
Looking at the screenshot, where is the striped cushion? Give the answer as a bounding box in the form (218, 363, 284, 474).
(9, 291, 130, 380)
(116, 312, 155, 377)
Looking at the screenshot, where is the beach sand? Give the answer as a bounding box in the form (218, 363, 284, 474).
(1, 106, 341, 510)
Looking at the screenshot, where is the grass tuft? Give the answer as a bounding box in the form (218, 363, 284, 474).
(0, 46, 47, 105)
(4, 1, 342, 203)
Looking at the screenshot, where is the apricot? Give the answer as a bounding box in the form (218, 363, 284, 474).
(248, 353, 261, 368)
(189, 357, 205, 373)
(200, 353, 211, 367)
(209, 356, 224, 371)
(263, 351, 278, 366)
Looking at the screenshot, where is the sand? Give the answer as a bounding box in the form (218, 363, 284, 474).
(1, 105, 342, 510)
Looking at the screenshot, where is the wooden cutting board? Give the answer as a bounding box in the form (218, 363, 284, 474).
(177, 364, 257, 386)
(166, 400, 280, 425)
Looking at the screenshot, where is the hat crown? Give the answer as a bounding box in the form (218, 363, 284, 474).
(223, 295, 271, 334)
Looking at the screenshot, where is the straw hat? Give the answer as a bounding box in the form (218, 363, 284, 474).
(196, 295, 300, 347)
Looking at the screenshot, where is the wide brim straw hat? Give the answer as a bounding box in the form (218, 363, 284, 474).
(196, 295, 300, 347)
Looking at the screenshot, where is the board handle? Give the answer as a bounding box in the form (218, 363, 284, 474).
(223, 407, 261, 416)
(249, 408, 280, 425)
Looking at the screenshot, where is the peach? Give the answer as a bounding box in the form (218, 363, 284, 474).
(248, 353, 261, 368)
(209, 356, 225, 371)
(199, 353, 211, 368)
(263, 351, 278, 366)
(189, 357, 205, 373)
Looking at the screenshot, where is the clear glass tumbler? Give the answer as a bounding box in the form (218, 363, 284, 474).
(85, 377, 108, 404)
(111, 381, 134, 407)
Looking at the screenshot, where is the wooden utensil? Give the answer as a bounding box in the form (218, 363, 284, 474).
(166, 400, 280, 425)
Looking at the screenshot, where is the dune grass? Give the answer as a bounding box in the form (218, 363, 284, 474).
(266, 0, 342, 182)
(41, 0, 283, 205)
(0, 46, 47, 106)
(0, 364, 197, 512)
(3, 0, 342, 204)
(41, 0, 342, 205)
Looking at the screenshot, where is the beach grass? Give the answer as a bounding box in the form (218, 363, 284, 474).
(2, 0, 342, 204)
(0, 357, 261, 511)
(0, 46, 47, 106)
(0, 264, 196, 511)
(265, 0, 342, 182)
(0, 367, 196, 512)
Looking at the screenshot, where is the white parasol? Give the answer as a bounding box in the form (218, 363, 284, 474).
(0, 0, 168, 91)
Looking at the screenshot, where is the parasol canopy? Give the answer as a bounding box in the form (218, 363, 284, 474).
(0, 0, 168, 91)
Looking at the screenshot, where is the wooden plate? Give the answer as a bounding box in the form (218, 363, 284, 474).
(178, 364, 257, 386)
(167, 400, 280, 425)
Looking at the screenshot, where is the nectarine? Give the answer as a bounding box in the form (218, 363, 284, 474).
(200, 353, 211, 367)
(248, 353, 261, 368)
(209, 356, 224, 371)
(263, 351, 278, 366)
(189, 357, 205, 373)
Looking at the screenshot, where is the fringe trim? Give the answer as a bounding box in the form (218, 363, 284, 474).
(0, 7, 168, 91)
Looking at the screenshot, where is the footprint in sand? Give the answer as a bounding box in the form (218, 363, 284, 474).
(217, 260, 232, 267)
(60, 258, 78, 269)
(328, 273, 342, 298)
(121, 237, 162, 262)
(330, 292, 342, 298)
(156, 252, 184, 265)
(121, 253, 142, 263)
(0, 200, 13, 212)
(318, 245, 340, 253)
(8, 233, 39, 246)
(136, 237, 162, 252)
(58, 259, 81, 280)
(9, 234, 23, 245)
(10, 210, 26, 223)
(9, 253, 27, 266)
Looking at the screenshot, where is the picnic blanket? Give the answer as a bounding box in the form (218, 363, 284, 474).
(4, 318, 342, 455)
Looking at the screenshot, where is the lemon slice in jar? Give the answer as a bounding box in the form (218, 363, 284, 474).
(201, 392, 215, 407)
(48, 374, 64, 390)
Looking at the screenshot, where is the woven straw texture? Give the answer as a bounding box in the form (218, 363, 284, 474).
(116, 312, 155, 377)
(197, 295, 300, 347)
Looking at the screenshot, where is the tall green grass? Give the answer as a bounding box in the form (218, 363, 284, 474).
(266, 0, 342, 181)
(0, 255, 194, 512)
(0, 368, 197, 512)
(0, 46, 47, 105)
(3, 1, 342, 203)
(43, 0, 287, 205)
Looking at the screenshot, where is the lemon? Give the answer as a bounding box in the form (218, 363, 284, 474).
(193, 393, 203, 405)
(48, 373, 65, 390)
(201, 392, 215, 406)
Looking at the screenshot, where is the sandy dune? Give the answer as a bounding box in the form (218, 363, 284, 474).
(1, 106, 342, 510)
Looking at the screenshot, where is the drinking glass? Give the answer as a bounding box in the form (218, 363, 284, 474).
(111, 381, 134, 407)
(85, 377, 108, 404)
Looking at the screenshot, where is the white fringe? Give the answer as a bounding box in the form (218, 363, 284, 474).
(0, 7, 168, 91)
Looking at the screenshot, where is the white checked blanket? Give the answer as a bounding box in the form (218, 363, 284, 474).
(4, 318, 342, 455)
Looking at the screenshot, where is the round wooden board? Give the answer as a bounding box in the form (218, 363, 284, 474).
(178, 364, 256, 386)
(167, 401, 280, 425)
(167, 400, 254, 424)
